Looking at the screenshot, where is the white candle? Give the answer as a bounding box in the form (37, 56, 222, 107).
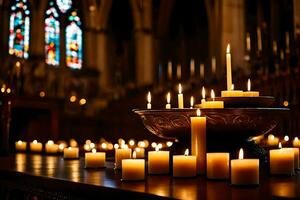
(45, 140, 59, 154)
(63, 147, 79, 159)
(226, 44, 232, 90)
(190, 96, 194, 108)
(148, 147, 170, 174)
(231, 148, 259, 185)
(191, 109, 206, 175)
(85, 149, 106, 168)
(115, 145, 132, 169)
(122, 151, 145, 181)
(30, 140, 42, 153)
(166, 92, 171, 109)
(173, 149, 197, 177)
(206, 153, 230, 179)
(15, 140, 27, 151)
(243, 79, 259, 97)
(147, 91, 151, 109)
(190, 59, 195, 77)
(270, 143, 294, 175)
(178, 83, 184, 108)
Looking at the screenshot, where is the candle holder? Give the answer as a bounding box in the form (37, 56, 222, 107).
(206, 96, 275, 108)
(133, 108, 289, 160)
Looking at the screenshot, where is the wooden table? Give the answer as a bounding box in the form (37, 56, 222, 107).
(0, 154, 300, 199)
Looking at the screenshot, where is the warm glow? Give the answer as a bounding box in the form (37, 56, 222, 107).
(132, 151, 136, 159)
(107, 143, 113, 150)
(190, 96, 194, 108)
(238, 148, 244, 159)
(85, 140, 91, 144)
(279, 142, 282, 149)
(17, 140, 22, 144)
(138, 141, 146, 148)
(118, 138, 125, 145)
(155, 146, 160, 151)
(79, 98, 86, 106)
(114, 143, 119, 149)
(226, 44, 230, 53)
(157, 143, 163, 149)
(295, 137, 299, 142)
(135, 147, 141, 152)
(33, 140, 38, 144)
(231, 84, 235, 90)
(268, 134, 275, 140)
(101, 142, 107, 149)
(59, 144, 65, 150)
(202, 86, 205, 99)
(147, 91, 151, 103)
(151, 142, 157, 148)
(178, 83, 182, 94)
(129, 139, 135, 146)
(70, 95, 76, 102)
(92, 148, 97, 153)
(211, 89, 215, 101)
(68, 147, 72, 150)
(6, 88, 11, 94)
(47, 140, 54, 145)
(123, 144, 129, 149)
(90, 143, 95, 149)
(247, 79, 251, 91)
(166, 141, 173, 147)
(283, 101, 289, 107)
(184, 149, 189, 156)
(83, 144, 90, 151)
(196, 108, 201, 117)
(1, 87, 5, 93)
(39, 91, 45, 98)
(167, 92, 171, 104)
(284, 135, 289, 142)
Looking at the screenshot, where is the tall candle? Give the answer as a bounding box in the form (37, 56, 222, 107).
(115, 145, 132, 169)
(243, 79, 259, 97)
(270, 143, 294, 175)
(30, 140, 42, 153)
(231, 148, 259, 185)
(190, 59, 195, 77)
(173, 149, 197, 177)
(45, 140, 59, 154)
(15, 140, 27, 151)
(148, 147, 170, 174)
(226, 44, 232, 90)
(206, 153, 230, 180)
(63, 147, 79, 159)
(178, 83, 184, 108)
(147, 91, 151, 109)
(122, 151, 145, 181)
(85, 149, 106, 168)
(167, 61, 172, 80)
(166, 92, 171, 109)
(191, 109, 206, 175)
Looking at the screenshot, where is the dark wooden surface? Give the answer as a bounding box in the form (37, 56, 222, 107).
(0, 154, 300, 200)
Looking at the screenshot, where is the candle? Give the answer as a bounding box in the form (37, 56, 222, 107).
(246, 32, 251, 52)
(190, 59, 195, 77)
(226, 44, 232, 90)
(135, 147, 145, 158)
(115, 145, 132, 169)
(148, 146, 170, 174)
(221, 84, 244, 97)
(270, 143, 294, 175)
(166, 92, 171, 109)
(231, 148, 259, 185)
(283, 148, 299, 169)
(200, 63, 205, 79)
(243, 79, 259, 97)
(58, 143, 66, 152)
(177, 64, 181, 80)
(178, 83, 184, 108)
(211, 57, 216, 75)
(173, 149, 197, 177)
(63, 147, 79, 159)
(191, 109, 206, 174)
(15, 140, 27, 151)
(201, 86, 206, 104)
(85, 149, 106, 168)
(147, 91, 151, 109)
(206, 153, 230, 180)
(167, 61, 172, 80)
(122, 151, 145, 181)
(30, 140, 43, 153)
(45, 140, 59, 154)
(267, 134, 279, 147)
(190, 96, 194, 108)
(293, 137, 300, 148)
(201, 90, 224, 109)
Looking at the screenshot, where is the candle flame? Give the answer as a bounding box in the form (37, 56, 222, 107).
(147, 91, 151, 103)
(295, 137, 299, 142)
(138, 141, 146, 148)
(202, 86, 205, 99)
(135, 147, 141, 152)
(151, 142, 157, 148)
(247, 79, 251, 91)
(155, 146, 160, 152)
(133, 151, 136, 159)
(92, 148, 97, 153)
(231, 84, 235, 90)
(268, 134, 275, 140)
(238, 148, 244, 159)
(59, 144, 65, 150)
(184, 149, 189, 156)
(114, 143, 119, 149)
(284, 135, 289, 142)
(47, 140, 54, 145)
(166, 141, 173, 147)
(190, 96, 194, 108)
(68, 147, 72, 150)
(226, 44, 230, 53)
(167, 92, 171, 104)
(101, 142, 107, 149)
(17, 140, 22, 144)
(279, 142, 282, 149)
(123, 144, 129, 149)
(196, 108, 201, 117)
(211, 89, 215, 101)
(178, 83, 182, 94)
(33, 140, 37, 144)
(157, 143, 163, 149)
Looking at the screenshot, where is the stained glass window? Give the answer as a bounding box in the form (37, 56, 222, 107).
(66, 11, 82, 69)
(56, 0, 72, 13)
(45, 3, 60, 66)
(9, 0, 30, 59)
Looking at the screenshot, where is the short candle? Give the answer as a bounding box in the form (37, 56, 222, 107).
(267, 134, 279, 147)
(206, 153, 230, 180)
(270, 143, 295, 175)
(201, 90, 224, 109)
(122, 151, 145, 181)
(148, 146, 170, 174)
(30, 140, 43, 153)
(173, 149, 197, 178)
(15, 140, 27, 151)
(63, 147, 79, 159)
(243, 79, 259, 97)
(45, 140, 59, 154)
(135, 147, 145, 158)
(85, 149, 106, 168)
(115, 145, 132, 169)
(221, 84, 244, 97)
(293, 137, 300, 148)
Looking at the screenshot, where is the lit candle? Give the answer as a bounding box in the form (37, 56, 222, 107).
(45, 140, 59, 154)
(201, 90, 224, 109)
(147, 91, 151, 109)
(30, 140, 42, 153)
(85, 149, 106, 168)
(148, 146, 170, 174)
(226, 44, 232, 90)
(243, 79, 259, 97)
(178, 83, 184, 108)
(200, 63, 205, 79)
(177, 64, 181, 80)
(190, 96, 194, 108)
(58, 143, 65, 152)
(267, 134, 279, 147)
(270, 143, 294, 175)
(63, 147, 79, 159)
(206, 153, 230, 180)
(211, 56, 216, 75)
(167, 61, 172, 80)
(293, 137, 300, 148)
(201, 86, 206, 104)
(166, 92, 171, 109)
(283, 148, 299, 169)
(191, 109, 206, 175)
(115, 145, 132, 169)
(135, 147, 145, 158)
(122, 151, 145, 181)
(231, 148, 259, 185)
(190, 59, 195, 77)
(15, 140, 27, 151)
(221, 84, 244, 97)
(173, 149, 197, 177)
